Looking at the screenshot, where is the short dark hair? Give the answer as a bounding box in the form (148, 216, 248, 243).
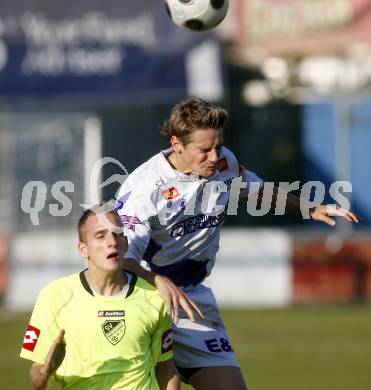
(78, 201, 119, 242)
(161, 97, 228, 145)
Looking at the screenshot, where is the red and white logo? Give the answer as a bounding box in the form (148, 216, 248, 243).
(161, 329, 173, 353)
(22, 325, 41, 352)
(163, 187, 180, 201)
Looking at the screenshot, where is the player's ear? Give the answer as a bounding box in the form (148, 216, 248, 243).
(78, 241, 88, 258)
(170, 135, 182, 153)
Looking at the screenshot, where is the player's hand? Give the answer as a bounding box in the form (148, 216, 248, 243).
(40, 329, 66, 377)
(309, 205, 361, 226)
(154, 275, 205, 323)
(30, 330, 65, 390)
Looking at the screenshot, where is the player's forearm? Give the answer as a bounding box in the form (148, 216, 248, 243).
(283, 191, 314, 214)
(29, 363, 49, 390)
(123, 258, 203, 322)
(254, 185, 314, 215)
(155, 360, 180, 390)
(122, 258, 157, 285)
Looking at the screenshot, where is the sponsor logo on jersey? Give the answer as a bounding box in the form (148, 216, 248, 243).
(120, 215, 141, 224)
(125, 224, 135, 232)
(170, 211, 226, 237)
(22, 325, 41, 352)
(161, 329, 173, 353)
(102, 320, 126, 345)
(98, 310, 125, 317)
(217, 157, 228, 172)
(121, 214, 142, 233)
(163, 187, 180, 200)
(166, 197, 186, 215)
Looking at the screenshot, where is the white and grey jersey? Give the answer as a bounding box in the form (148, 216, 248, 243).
(116, 146, 263, 287)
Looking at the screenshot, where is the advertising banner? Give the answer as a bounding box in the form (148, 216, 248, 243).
(234, 0, 371, 58)
(0, 1, 213, 101)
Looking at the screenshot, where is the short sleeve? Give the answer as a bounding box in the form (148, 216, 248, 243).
(220, 147, 264, 198)
(150, 303, 173, 364)
(20, 285, 61, 365)
(239, 165, 264, 198)
(116, 183, 157, 260)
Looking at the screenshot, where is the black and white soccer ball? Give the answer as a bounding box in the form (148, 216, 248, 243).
(164, 0, 229, 32)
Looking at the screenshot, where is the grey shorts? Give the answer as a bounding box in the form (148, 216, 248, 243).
(172, 284, 240, 369)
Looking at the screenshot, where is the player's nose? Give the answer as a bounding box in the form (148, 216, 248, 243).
(107, 232, 118, 247)
(208, 149, 218, 163)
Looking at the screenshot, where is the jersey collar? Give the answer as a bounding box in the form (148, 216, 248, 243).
(159, 148, 201, 183)
(79, 270, 137, 298)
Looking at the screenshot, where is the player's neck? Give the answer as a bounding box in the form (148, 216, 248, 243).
(168, 151, 192, 174)
(85, 268, 127, 297)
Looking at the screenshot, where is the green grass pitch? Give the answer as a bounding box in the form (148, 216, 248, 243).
(2, 306, 370, 389)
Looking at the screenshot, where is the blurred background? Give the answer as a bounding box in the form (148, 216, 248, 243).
(0, 1, 370, 389)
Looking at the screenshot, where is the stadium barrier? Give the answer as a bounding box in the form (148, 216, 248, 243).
(4, 229, 371, 309)
(293, 237, 371, 304)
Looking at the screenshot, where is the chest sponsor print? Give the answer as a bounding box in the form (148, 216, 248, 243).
(102, 320, 126, 345)
(170, 211, 226, 237)
(98, 310, 125, 317)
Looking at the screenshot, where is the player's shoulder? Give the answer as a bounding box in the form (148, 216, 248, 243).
(117, 150, 172, 210)
(125, 151, 167, 189)
(133, 275, 165, 308)
(134, 275, 158, 294)
(37, 273, 78, 303)
(217, 146, 239, 175)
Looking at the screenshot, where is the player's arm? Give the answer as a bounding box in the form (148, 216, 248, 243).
(235, 161, 359, 225)
(258, 184, 360, 225)
(29, 329, 65, 390)
(155, 360, 180, 390)
(151, 300, 179, 390)
(123, 258, 204, 323)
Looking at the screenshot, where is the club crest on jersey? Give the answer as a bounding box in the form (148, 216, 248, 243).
(163, 187, 180, 200)
(217, 157, 228, 172)
(102, 320, 126, 345)
(22, 325, 41, 352)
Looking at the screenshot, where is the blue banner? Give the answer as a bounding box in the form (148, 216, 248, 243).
(0, 1, 212, 101)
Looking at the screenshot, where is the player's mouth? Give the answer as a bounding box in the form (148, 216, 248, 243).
(204, 165, 216, 174)
(106, 251, 119, 261)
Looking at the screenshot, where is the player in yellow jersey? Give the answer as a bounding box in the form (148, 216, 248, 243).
(20, 202, 180, 390)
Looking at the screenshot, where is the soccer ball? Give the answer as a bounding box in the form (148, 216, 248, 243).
(164, 0, 229, 32)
